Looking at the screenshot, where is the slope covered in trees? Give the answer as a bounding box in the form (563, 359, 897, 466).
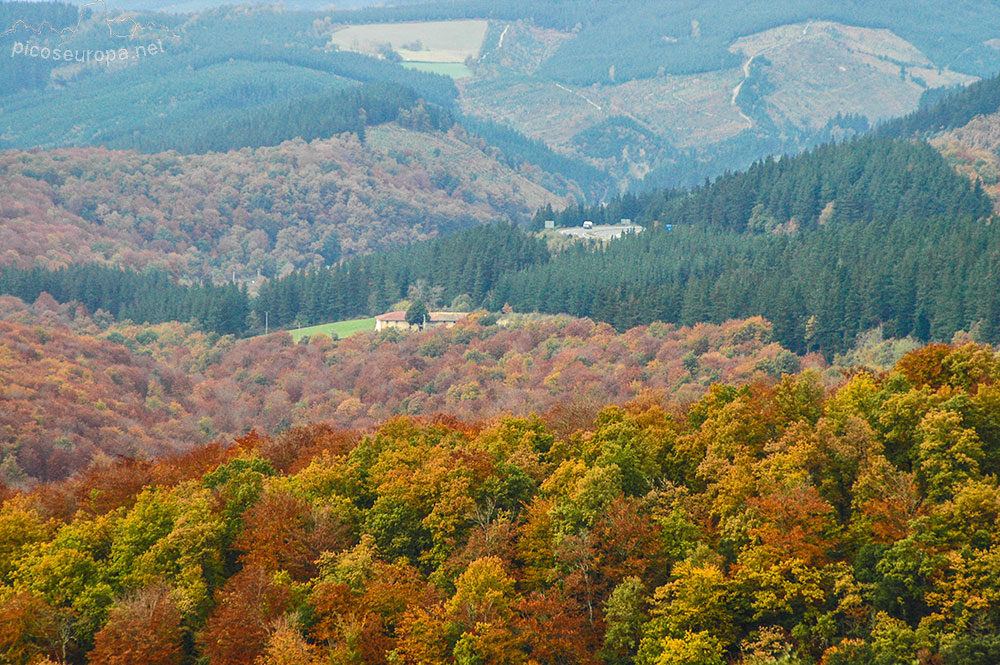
(0, 3, 609, 197)
(537, 137, 992, 231)
(0, 1, 83, 96)
(2, 342, 1000, 664)
(498, 136, 998, 356)
(0, 308, 206, 483)
(3, 131, 995, 358)
(876, 72, 1000, 139)
(891, 71, 1000, 213)
(493, 215, 1000, 357)
(0, 223, 552, 334)
(306, 0, 988, 190)
(0, 294, 820, 483)
(5, 0, 990, 195)
(98, 81, 448, 154)
(0, 266, 251, 336)
(0, 127, 570, 280)
(0, 6, 459, 139)
(254, 223, 551, 329)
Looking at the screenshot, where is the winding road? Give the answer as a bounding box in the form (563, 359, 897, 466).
(731, 55, 756, 128)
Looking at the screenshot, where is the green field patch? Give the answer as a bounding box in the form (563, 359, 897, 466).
(402, 61, 474, 79)
(328, 19, 488, 64)
(287, 317, 376, 342)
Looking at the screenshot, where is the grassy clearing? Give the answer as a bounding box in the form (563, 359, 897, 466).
(402, 61, 474, 79)
(287, 317, 376, 342)
(328, 20, 488, 62)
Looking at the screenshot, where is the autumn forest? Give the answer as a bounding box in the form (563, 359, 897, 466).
(5, 0, 1000, 663)
(3, 342, 1000, 665)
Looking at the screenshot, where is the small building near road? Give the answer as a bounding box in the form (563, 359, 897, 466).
(375, 310, 468, 332)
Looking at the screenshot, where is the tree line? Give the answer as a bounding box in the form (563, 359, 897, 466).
(538, 136, 991, 230)
(504, 136, 997, 356)
(100, 81, 449, 154)
(876, 72, 1000, 139)
(0, 224, 545, 336)
(254, 223, 550, 329)
(0, 266, 249, 336)
(493, 215, 1000, 357)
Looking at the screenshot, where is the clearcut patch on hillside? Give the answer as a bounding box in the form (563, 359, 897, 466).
(457, 19, 978, 189)
(326, 20, 489, 63)
(730, 21, 975, 131)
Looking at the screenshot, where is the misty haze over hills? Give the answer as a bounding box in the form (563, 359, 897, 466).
(4, 0, 999, 192)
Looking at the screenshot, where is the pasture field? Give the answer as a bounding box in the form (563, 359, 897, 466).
(328, 20, 488, 63)
(287, 317, 376, 342)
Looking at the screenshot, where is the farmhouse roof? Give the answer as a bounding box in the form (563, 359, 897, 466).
(376, 311, 468, 323)
(429, 312, 467, 322)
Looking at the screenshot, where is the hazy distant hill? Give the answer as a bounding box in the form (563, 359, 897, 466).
(0, 2, 610, 197)
(311, 0, 1000, 189)
(3, 0, 998, 195)
(56, 0, 434, 12)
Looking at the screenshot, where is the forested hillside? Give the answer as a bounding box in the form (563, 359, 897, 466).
(6, 3, 1000, 664)
(97, 81, 448, 154)
(0, 129, 570, 280)
(0, 3, 610, 197)
(0, 6, 457, 117)
(885, 72, 1000, 212)
(0, 294, 822, 483)
(3, 131, 996, 357)
(539, 137, 991, 231)
(306, 0, 991, 189)
(498, 136, 998, 356)
(2, 342, 1000, 664)
(0, 311, 205, 483)
(0, 266, 251, 336)
(254, 223, 550, 329)
(0, 224, 552, 333)
(877, 73, 1000, 139)
(493, 216, 998, 357)
(0, 1, 82, 95)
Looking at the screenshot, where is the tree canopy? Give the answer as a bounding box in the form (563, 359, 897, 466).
(2, 342, 1000, 664)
